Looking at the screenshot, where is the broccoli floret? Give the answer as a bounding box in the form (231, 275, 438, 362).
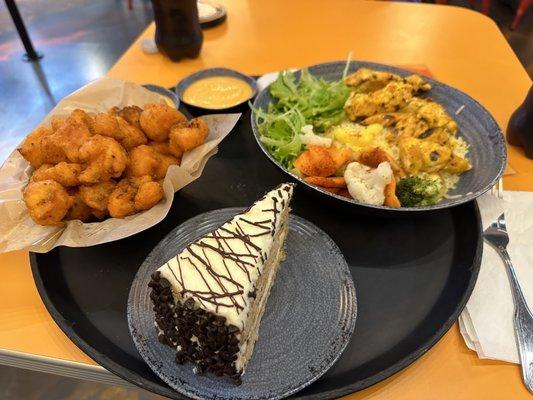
(396, 176, 443, 207)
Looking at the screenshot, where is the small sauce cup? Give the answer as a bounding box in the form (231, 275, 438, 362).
(175, 68, 257, 112)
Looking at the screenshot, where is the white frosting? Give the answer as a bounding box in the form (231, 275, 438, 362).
(158, 184, 293, 329)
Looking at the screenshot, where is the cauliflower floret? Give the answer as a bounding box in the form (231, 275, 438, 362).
(344, 161, 393, 205)
(300, 125, 333, 147)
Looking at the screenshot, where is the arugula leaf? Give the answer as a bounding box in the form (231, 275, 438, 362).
(252, 67, 350, 169)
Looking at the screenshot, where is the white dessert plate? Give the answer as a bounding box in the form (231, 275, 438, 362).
(128, 207, 357, 400)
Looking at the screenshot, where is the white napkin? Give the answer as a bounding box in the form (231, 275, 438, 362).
(460, 191, 533, 364)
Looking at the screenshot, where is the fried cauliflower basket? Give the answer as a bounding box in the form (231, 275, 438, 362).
(0, 78, 240, 253)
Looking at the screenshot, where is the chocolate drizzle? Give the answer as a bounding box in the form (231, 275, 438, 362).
(162, 183, 294, 316)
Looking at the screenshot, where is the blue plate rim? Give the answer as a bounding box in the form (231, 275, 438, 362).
(250, 60, 507, 212)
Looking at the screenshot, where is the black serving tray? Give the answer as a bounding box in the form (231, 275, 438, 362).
(30, 105, 482, 399)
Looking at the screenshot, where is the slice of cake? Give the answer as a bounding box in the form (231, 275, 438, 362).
(149, 183, 294, 383)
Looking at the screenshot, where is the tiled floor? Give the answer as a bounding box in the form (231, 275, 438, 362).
(0, 0, 531, 398)
(0, 0, 154, 162)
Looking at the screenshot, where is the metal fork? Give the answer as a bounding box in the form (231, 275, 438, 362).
(484, 179, 533, 392)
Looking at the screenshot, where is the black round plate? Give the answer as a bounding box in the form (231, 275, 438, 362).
(30, 106, 482, 399)
(128, 209, 356, 400)
(251, 60, 506, 212)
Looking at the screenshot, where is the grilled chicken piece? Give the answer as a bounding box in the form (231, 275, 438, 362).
(362, 113, 404, 127)
(398, 137, 452, 174)
(443, 154, 471, 174)
(415, 127, 452, 146)
(344, 68, 403, 92)
(395, 115, 430, 138)
(344, 68, 431, 94)
(362, 97, 457, 146)
(404, 75, 431, 92)
(344, 82, 417, 120)
(403, 98, 457, 133)
(419, 103, 457, 134)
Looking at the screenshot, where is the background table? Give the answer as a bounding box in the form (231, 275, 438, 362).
(1, 0, 532, 398)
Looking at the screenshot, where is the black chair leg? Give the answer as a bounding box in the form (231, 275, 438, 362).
(5, 0, 43, 61)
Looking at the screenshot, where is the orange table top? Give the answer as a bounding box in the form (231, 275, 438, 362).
(2, 0, 532, 398)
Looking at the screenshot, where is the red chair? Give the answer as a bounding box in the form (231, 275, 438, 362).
(511, 0, 532, 29)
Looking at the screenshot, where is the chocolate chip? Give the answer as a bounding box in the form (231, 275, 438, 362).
(195, 363, 205, 374)
(228, 325, 239, 334)
(224, 364, 236, 375)
(184, 298, 195, 310)
(231, 374, 242, 385)
(175, 350, 187, 364)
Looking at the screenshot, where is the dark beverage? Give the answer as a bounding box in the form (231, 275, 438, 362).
(507, 85, 533, 159)
(151, 0, 203, 61)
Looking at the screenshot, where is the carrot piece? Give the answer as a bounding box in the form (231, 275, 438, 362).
(304, 176, 347, 188)
(322, 187, 342, 194)
(384, 175, 401, 208)
(294, 146, 337, 177)
(338, 188, 352, 198)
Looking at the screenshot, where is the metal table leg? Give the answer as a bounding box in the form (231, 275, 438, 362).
(4, 0, 43, 61)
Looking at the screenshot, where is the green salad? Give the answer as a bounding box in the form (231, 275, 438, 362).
(251, 67, 350, 169)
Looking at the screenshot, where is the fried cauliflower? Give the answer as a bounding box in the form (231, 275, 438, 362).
(139, 103, 186, 142)
(23, 180, 73, 225)
(78, 135, 128, 183)
(20, 104, 209, 225)
(107, 176, 163, 218)
(31, 162, 83, 187)
(344, 161, 393, 206)
(19, 126, 52, 168)
(169, 117, 209, 152)
(78, 181, 117, 211)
